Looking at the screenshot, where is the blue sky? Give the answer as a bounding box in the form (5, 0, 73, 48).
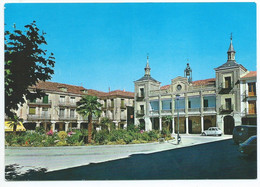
(4, 3, 256, 92)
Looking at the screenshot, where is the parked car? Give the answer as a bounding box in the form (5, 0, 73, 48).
(201, 127, 222, 136)
(238, 135, 257, 157)
(233, 125, 257, 144)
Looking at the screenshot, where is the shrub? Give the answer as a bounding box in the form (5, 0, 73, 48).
(94, 130, 108, 144)
(35, 127, 46, 135)
(58, 131, 67, 141)
(116, 139, 126, 145)
(131, 140, 141, 144)
(127, 124, 138, 132)
(138, 123, 145, 131)
(67, 132, 81, 145)
(56, 141, 68, 146)
(106, 141, 117, 145)
(140, 132, 150, 141)
(148, 130, 159, 141)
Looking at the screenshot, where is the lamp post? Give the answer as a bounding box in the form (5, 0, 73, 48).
(176, 94, 181, 144)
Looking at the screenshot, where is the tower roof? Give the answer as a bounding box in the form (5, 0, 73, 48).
(228, 33, 235, 52)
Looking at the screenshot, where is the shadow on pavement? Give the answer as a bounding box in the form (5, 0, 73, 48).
(7, 139, 257, 181)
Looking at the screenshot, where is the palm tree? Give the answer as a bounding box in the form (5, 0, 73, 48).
(8, 115, 22, 135)
(163, 116, 172, 132)
(100, 117, 113, 132)
(76, 95, 102, 143)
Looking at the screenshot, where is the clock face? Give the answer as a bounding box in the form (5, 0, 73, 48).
(177, 84, 182, 91)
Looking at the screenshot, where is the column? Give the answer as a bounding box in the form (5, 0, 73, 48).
(44, 122, 47, 131)
(36, 122, 40, 128)
(65, 122, 69, 132)
(51, 121, 55, 132)
(171, 94, 175, 114)
(200, 91, 203, 114)
(172, 117, 175, 134)
(77, 122, 81, 129)
(201, 116, 204, 133)
(159, 117, 162, 131)
(186, 117, 189, 134)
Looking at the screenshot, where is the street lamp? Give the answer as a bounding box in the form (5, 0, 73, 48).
(176, 94, 181, 144)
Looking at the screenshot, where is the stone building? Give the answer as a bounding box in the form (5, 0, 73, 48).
(134, 37, 256, 135)
(15, 81, 134, 132)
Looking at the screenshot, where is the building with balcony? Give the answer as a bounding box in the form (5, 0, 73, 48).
(15, 81, 134, 132)
(134, 36, 256, 135)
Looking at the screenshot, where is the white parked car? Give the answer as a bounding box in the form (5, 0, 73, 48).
(201, 127, 222, 136)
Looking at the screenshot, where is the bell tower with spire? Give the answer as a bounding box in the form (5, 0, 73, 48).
(227, 33, 236, 61)
(145, 55, 151, 76)
(134, 55, 161, 131)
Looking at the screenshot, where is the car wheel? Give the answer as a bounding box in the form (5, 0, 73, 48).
(202, 132, 206, 136)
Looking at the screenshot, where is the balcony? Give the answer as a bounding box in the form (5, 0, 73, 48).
(59, 115, 78, 121)
(218, 82, 234, 94)
(27, 114, 51, 121)
(149, 110, 159, 116)
(28, 100, 52, 106)
(203, 107, 216, 112)
(136, 95, 144, 101)
(136, 110, 145, 117)
(219, 104, 234, 114)
(174, 108, 185, 114)
(188, 108, 200, 113)
(59, 101, 77, 107)
(161, 109, 172, 115)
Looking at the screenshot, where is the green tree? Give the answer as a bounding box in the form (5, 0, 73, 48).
(100, 117, 114, 132)
(76, 95, 102, 143)
(5, 21, 55, 119)
(163, 116, 172, 131)
(7, 115, 23, 135)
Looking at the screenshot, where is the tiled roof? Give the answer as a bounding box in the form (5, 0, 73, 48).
(192, 78, 216, 86)
(135, 75, 160, 83)
(160, 85, 170, 90)
(241, 71, 257, 79)
(160, 78, 216, 90)
(106, 90, 135, 98)
(30, 81, 134, 98)
(30, 81, 87, 95)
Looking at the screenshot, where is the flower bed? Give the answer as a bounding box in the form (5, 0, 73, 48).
(5, 126, 174, 147)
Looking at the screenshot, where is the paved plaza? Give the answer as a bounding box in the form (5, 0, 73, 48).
(5, 135, 231, 174)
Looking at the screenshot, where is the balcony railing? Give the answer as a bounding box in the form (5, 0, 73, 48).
(218, 82, 234, 94)
(27, 114, 51, 121)
(136, 96, 144, 101)
(203, 107, 216, 112)
(149, 110, 159, 115)
(136, 110, 145, 117)
(174, 108, 185, 114)
(58, 101, 77, 107)
(28, 100, 52, 105)
(188, 108, 200, 113)
(59, 115, 78, 121)
(219, 104, 234, 113)
(161, 109, 172, 114)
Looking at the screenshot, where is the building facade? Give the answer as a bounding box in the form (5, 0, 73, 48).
(134, 37, 257, 135)
(15, 81, 134, 132)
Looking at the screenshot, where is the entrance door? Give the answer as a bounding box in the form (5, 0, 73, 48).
(224, 116, 234, 134)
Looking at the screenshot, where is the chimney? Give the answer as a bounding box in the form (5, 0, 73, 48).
(108, 87, 110, 93)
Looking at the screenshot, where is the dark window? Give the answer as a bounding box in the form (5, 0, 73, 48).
(225, 77, 231, 88)
(204, 99, 209, 108)
(43, 95, 48, 103)
(188, 101, 191, 108)
(140, 88, 144, 97)
(225, 98, 232, 110)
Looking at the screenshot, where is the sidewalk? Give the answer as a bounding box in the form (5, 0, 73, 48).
(5, 135, 232, 174)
